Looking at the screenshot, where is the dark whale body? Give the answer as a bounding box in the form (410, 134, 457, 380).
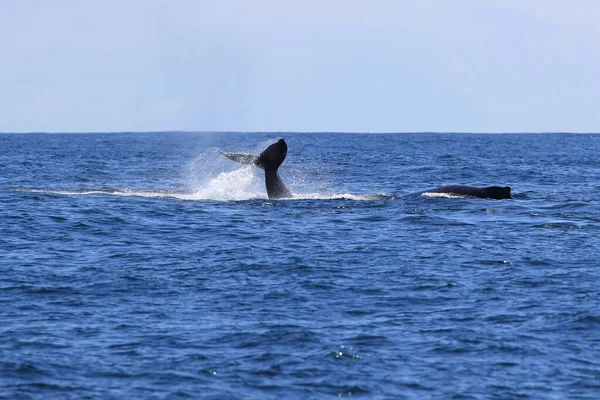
(406, 185, 513, 200)
(218, 139, 293, 199)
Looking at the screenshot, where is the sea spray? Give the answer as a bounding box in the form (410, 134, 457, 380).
(190, 166, 265, 201)
(186, 147, 265, 201)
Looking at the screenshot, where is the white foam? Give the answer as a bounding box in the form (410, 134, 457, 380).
(13, 187, 190, 199)
(420, 192, 465, 199)
(188, 167, 265, 201)
(12, 187, 385, 202)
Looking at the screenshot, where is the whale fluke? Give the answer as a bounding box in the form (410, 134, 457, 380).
(219, 139, 293, 199)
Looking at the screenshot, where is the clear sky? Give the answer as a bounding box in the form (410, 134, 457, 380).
(1, 1, 599, 133)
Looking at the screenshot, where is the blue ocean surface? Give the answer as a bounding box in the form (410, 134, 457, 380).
(1, 132, 599, 399)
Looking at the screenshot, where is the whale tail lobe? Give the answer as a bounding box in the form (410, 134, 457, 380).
(258, 139, 288, 171)
(217, 150, 261, 168)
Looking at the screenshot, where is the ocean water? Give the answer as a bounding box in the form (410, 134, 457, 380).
(1, 132, 599, 399)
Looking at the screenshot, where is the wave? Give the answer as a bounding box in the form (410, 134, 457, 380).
(11, 187, 389, 202)
(11, 187, 196, 200)
(291, 193, 391, 201)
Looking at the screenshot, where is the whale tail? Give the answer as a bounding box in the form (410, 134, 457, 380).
(217, 139, 288, 171)
(218, 139, 292, 199)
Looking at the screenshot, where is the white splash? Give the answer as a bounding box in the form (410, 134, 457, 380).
(12, 164, 266, 202)
(188, 166, 265, 201)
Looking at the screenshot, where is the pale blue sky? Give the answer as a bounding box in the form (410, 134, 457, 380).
(1, 1, 599, 133)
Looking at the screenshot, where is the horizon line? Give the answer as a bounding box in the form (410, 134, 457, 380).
(0, 130, 597, 135)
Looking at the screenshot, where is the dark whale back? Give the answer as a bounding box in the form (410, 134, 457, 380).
(407, 185, 513, 200)
(482, 186, 513, 200)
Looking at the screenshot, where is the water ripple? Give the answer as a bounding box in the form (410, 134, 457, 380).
(1, 132, 600, 399)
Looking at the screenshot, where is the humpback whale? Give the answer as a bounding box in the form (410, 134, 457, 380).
(218, 139, 293, 199)
(406, 185, 513, 200)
